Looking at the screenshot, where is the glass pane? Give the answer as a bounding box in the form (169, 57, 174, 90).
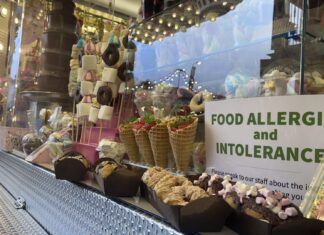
(304, 0, 324, 95)
(132, 0, 304, 102)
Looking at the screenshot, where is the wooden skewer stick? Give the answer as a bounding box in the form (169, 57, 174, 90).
(117, 94, 125, 127)
(76, 116, 80, 143)
(98, 120, 103, 142)
(88, 123, 93, 144)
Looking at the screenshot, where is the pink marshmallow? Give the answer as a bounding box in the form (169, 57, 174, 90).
(285, 207, 298, 217)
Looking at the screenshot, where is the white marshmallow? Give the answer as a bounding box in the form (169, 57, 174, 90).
(77, 103, 91, 117)
(89, 106, 99, 123)
(102, 67, 117, 83)
(98, 105, 114, 120)
(82, 55, 97, 70)
(77, 68, 86, 82)
(93, 81, 107, 96)
(80, 81, 94, 96)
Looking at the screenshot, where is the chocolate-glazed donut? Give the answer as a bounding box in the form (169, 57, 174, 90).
(117, 62, 134, 82)
(97, 86, 113, 105)
(102, 44, 120, 67)
(122, 35, 136, 50)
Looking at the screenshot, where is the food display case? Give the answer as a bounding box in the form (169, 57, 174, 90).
(0, 0, 324, 234)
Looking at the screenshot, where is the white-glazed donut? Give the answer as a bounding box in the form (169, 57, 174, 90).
(189, 91, 213, 113)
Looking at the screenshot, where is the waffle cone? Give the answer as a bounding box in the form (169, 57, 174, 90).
(119, 125, 140, 162)
(133, 128, 155, 166)
(168, 118, 198, 172)
(148, 123, 170, 168)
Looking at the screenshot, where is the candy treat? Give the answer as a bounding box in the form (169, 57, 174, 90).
(146, 117, 170, 168)
(82, 55, 97, 70)
(101, 42, 109, 54)
(77, 103, 91, 117)
(119, 79, 135, 94)
(22, 133, 43, 155)
(133, 118, 155, 166)
(189, 91, 213, 114)
(39, 125, 54, 143)
(168, 116, 198, 172)
(96, 86, 113, 106)
(119, 120, 140, 163)
(193, 172, 211, 191)
(102, 67, 117, 83)
(262, 70, 288, 96)
(89, 105, 100, 124)
(235, 79, 261, 98)
(97, 139, 125, 163)
(80, 81, 94, 96)
(102, 44, 120, 67)
(107, 82, 119, 99)
(95, 160, 118, 178)
(117, 62, 134, 82)
(77, 68, 87, 82)
(93, 81, 107, 96)
(219, 180, 303, 225)
(142, 167, 208, 206)
(83, 70, 96, 82)
(98, 105, 113, 121)
(84, 38, 96, 55)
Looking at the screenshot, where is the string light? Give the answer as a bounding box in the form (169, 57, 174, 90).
(223, 1, 228, 6)
(230, 5, 235, 10)
(155, 27, 159, 32)
(167, 22, 172, 27)
(174, 24, 179, 30)
(172, 13, 177, 18)
(188, 19, 193, 25)
(180, 16, 185, 21)
(159, 18, 164, 24)
(144, 32, 149, 37)
(147, 24, 152, 30)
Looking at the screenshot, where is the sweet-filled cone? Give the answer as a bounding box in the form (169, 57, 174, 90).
(168, 118, 198, 172)
(133, 128, 155, 166)
(149, 123, 170, 168)
(119, 125, 140, 162)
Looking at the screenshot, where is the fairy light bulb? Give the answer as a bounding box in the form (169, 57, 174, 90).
(144, 32, 149, 38)
(159, 18, 163, 24)
(167, 22, 172, 27)
(180, 16, 185, 21)
(223, 2, 228, 6)
(195, 10, 200, 15)
(175, 24, 179, 30)
(141, 39, 145, 43)
(147, 24, 152, 30)
(188, 19, 193, 25)
(230, 5, 235, 10)
(186, 6, 192, 11)
(134, 37, 138, 41)
(155, 27, 159, 33)
(136, 30, 140, 35)
(172, 13, 177, 18)
(152, 35, 156, 40)
(163, 31, 167, 35)
(14, 17, 19, 24)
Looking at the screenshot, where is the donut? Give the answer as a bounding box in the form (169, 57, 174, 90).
(97, 86, 113, 105)
(122, 34, 136, 50)
(102, 43, 120, 67)
(189, 91, 214, 113)
(117, 62, 134, 82)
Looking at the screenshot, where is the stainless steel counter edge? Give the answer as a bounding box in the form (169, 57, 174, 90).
(0, 151, 183, 235)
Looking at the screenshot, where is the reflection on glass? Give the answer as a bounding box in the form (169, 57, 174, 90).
(304, 1, 324, 95)
(133, 0, 304, 99)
